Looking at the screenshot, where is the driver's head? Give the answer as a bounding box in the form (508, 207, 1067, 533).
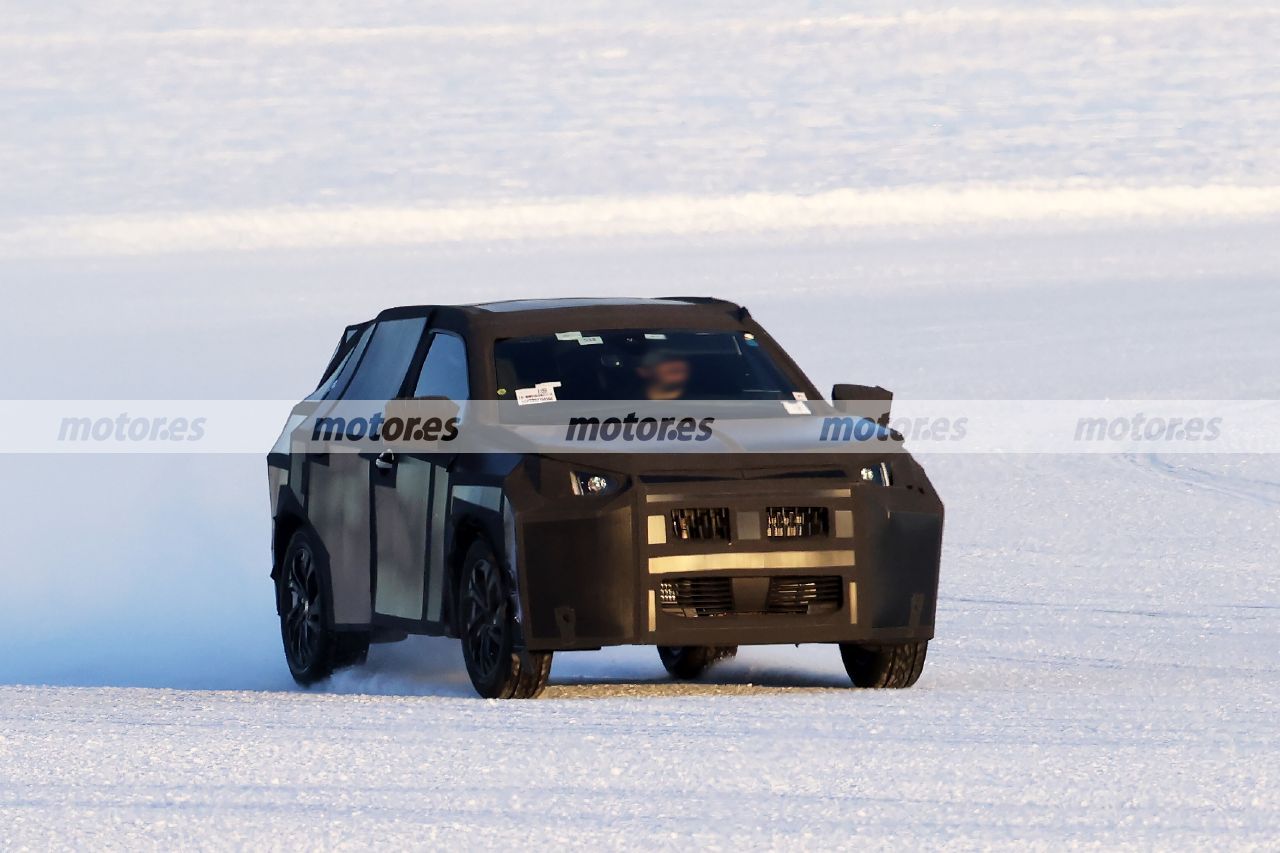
(637, 350, 691, 400)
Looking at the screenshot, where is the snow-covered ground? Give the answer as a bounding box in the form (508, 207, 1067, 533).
(1, 1, 1278, 848)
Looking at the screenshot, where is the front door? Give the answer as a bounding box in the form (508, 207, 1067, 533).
(370, 330, 469, 629)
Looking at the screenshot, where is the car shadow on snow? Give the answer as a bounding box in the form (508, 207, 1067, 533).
(317, 638, 855, 699)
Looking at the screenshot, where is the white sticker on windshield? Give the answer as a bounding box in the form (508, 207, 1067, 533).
(516, 386, 558, 406)
(536, 381, 562, 390)
(644, 333, 667, 340)
(793, 391, 808, 401)
(555, 331, 583, 341)
(577, 335, 604, 346)
(782, 400, 811, 415)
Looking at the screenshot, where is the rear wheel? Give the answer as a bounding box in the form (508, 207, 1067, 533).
(657, 645, 738, 680)
(278, 529, 369, 686)
(839, 641, 928, 688)
(459, 541, 552, 699)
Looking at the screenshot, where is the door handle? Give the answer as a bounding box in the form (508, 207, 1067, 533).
(375, 450, 397, 471)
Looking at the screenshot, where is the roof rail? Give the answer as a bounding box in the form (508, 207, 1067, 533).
(660, 295, 736, 307)
(659, 295, 750, 319)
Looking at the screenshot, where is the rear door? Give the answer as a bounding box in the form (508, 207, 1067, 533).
(306, 316, 427, 627)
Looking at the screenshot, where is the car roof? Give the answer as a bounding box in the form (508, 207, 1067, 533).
(334, 296, 817, 400)
(369, 296, 750, 336)
(472, 297, 696, 313)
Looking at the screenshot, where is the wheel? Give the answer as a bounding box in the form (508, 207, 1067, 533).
(839, 641, 928, 688)
(458, 540, 552, 699)
(278, 529, 368, 686)
(657, 645, 738, 680)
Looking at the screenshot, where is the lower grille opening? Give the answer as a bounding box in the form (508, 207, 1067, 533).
(765, 576, 843, 615)
(658, 576, 734, 617)
(659, 575, 842, 617)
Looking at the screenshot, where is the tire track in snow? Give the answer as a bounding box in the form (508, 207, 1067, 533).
(1121, 452, 1280, 508)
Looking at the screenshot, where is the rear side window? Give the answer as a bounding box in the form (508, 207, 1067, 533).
(340, 318, 428, 401)
(314, 325, 374, 401)
(412, 333, 470, 400)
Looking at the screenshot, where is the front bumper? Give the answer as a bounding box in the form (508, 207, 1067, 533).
(506, 471, 943, 651)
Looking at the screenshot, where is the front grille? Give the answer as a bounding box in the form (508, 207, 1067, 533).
(659, 575, 842, 617)
(670, 507, 731, 541)
(765, 506, 830, 538)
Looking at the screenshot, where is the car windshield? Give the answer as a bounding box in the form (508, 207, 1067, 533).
(493, 329, 801, 401)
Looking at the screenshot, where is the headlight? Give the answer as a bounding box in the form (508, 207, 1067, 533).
(571, 470, 625, 496)
(859, 462, 892, 486)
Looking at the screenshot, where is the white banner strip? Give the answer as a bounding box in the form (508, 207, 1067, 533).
(1, 400, 1277, 455)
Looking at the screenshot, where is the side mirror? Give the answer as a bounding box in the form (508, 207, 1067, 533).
(384, 396, 460, 423)
(831, 384, 893, 426)
(382, 396, 462, 449)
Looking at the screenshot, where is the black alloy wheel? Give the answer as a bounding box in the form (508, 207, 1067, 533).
(279, 529, 367, 685)
(459, 540, 552, 699)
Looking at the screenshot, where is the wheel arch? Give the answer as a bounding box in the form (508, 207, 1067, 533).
(269, 488, 339, 629)
(445, 513, 499, 634)
(270, 489, 309, 613)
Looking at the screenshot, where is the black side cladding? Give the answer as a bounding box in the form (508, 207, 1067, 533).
(872, 511, 943, 630)
(520, 506, 636, 647)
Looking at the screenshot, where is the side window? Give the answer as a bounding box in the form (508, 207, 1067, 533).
(316, 325, 374, 401)
(413, 333, 470, 400)
(340, 317, 428, 401)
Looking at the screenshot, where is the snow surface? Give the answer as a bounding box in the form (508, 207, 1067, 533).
(1, 0, 1278, 848)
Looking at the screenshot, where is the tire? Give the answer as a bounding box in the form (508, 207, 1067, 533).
(657, 645, 738, 680)
(278, 529, 369, 686)
(839, 641, 928, 688)
(458, 540, 552, 699)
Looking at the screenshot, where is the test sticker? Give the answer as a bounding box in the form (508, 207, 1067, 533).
(577, 336, 604, 346)
(782, 400, 811, 415)
(644, 333, 668, 340)
(792, 391, 808, 401)
(516, 386, 558, 406)
(555, 331, 583, 341)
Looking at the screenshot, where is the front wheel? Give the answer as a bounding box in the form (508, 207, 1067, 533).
(839, 641, 928, 688)
(458, 541, 552, 699)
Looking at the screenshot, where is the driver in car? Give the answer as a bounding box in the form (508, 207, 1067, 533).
(637, 350, 691, 400)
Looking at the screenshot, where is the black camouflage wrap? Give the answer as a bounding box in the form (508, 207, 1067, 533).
(268, 298, 943, 653)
